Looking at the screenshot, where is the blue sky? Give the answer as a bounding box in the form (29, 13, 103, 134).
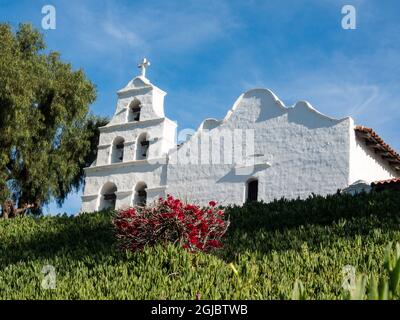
(1, 0, 399, 215)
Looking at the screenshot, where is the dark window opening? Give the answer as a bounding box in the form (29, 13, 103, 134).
(136, 134, 150, 160)
(141, 140, 149, 157)
(246, 179, 258, 202)
(131, 106, 141, 121)
(128, 100, 142, 122)
(112, 138, 125, 163)
(103, 193, 116, 201)
(99, 182, 117, 210)
(116, 143, 124, 161)
(134, 183, 147, 207)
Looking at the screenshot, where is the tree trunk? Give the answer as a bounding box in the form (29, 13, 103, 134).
(0, 199, 34, 218)
(1, 200, 14, 219)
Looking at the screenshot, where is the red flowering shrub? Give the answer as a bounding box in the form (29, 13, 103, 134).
(112, 195, 230, 253)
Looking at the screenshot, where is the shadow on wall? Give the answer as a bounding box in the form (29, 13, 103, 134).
(236, 90, 285, 124)
(286, 101, 346, 130)
(236, 89, 345, 130)
(89, 162, 165, 177)
(216, 166, 266, 183)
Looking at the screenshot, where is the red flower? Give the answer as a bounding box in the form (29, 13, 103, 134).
(207, 240, 222, 248)
(112, 195, 228, 253)
(208, 201, 217, 207)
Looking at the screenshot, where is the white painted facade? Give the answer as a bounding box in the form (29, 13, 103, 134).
(81, 72, 177, 212)
(81, 63, 399, 212)
(349, 127, 396, 184)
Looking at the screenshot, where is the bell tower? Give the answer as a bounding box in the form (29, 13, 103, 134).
(81, 58, 177, 212)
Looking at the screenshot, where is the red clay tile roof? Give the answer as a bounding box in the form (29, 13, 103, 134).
(355, 126, 400, 173)
(371, 177, 400, 186)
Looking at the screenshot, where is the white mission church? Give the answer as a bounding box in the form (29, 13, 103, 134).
(81, 59, 400, 212)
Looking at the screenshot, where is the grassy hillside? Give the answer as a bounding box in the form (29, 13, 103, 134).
(1, 191, 400, 299)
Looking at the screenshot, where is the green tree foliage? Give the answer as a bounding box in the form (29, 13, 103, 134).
(0, 23, 106, 213)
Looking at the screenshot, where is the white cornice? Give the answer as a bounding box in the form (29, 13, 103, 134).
(147, 185, 168, 192)
(117, 86, 151, 97)
(81, 186, 168, 200)
(84, 157, 167, 172)
(115, 190, 133, 197)
(234, 162, 272, 175)
(97, 140, 136, 149)
(99, 118, 165, 133)
(81, 194, 98, 201)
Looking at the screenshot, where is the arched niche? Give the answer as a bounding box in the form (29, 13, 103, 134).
(99, 182, 117, 210)
(133, 181, 147, 206)
(111, 136, 125, 163)
(127, 98, 142, 122)
(136, 132, 150, 160)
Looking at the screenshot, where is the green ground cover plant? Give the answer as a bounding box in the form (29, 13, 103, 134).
(1, 190, 399, 299)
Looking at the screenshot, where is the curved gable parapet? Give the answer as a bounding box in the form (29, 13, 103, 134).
(223, 88, 349, 127)
(291, 100, 347, 122)
(170, 88, 351, 154)
(223, 88, 286, 123)
(127, 76, 152, 88)
(117, 76, 166, 97)
(242, 88, 286, 110)
(287, 100, 349, 129)
(117, 77, 152, 95)
(200, 118, 222, 131)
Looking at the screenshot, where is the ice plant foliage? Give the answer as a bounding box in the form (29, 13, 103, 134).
(113, 195, 229, 252)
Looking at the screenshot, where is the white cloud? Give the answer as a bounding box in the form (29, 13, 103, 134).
(59, 0, 237, 57)
(102, 21, 145, 49)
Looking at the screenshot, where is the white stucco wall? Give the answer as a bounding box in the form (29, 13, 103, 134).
(166, 89, 352, 206)
(349, 125, 396, 184)
(81, 161, 168, 212)
(96, 119, 172, 166)
(81, 75, 175, 212)
(109, 77, 166, 125)
(82, 74, 398, 213)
